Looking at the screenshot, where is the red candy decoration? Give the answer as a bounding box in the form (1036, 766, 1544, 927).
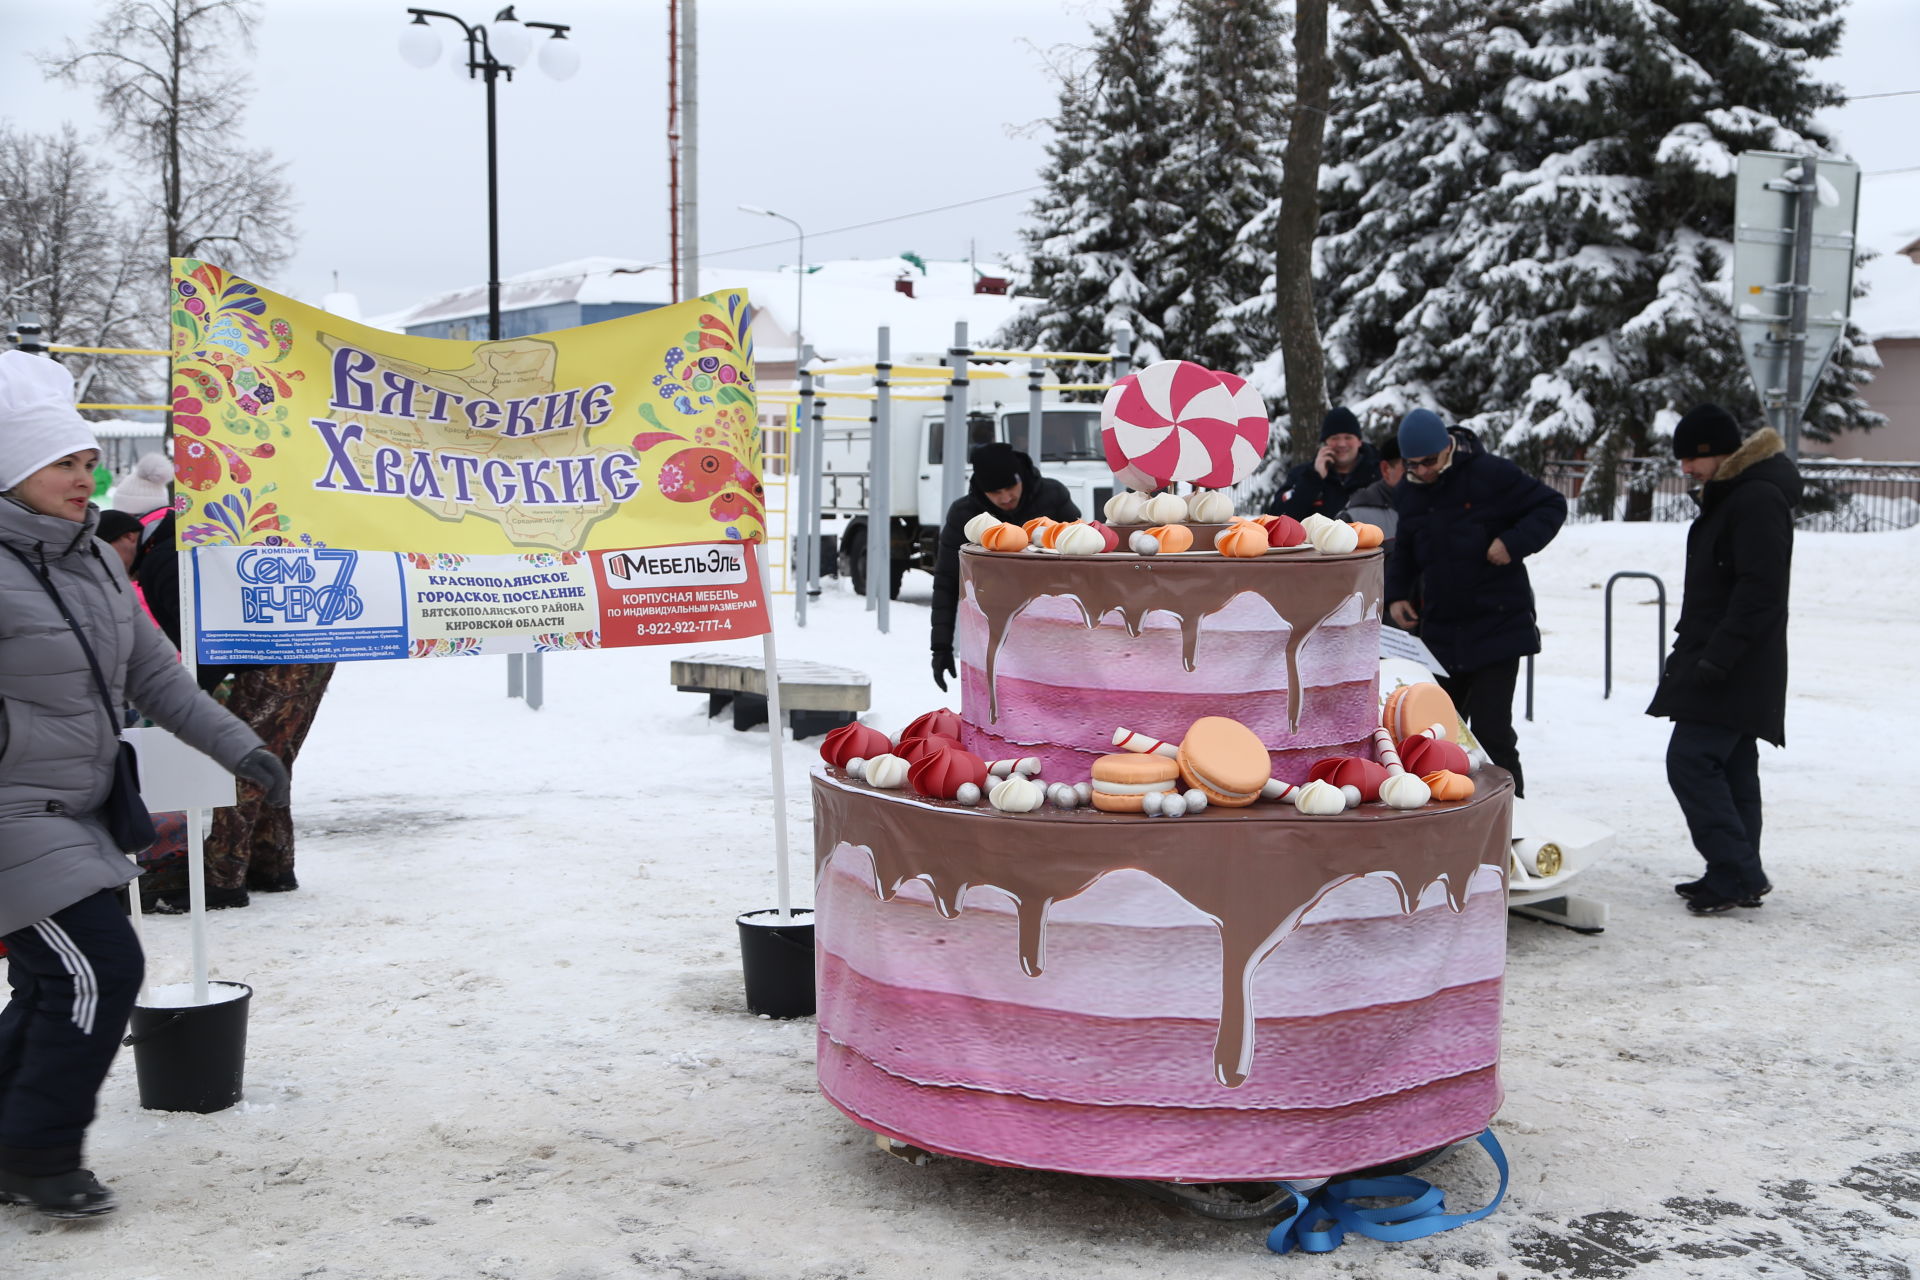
(1307, 756, 1391, 803)
(899, 733, 963, 765)
(909, 744, 990, 800)
(1267, 515, 1307, 548)
(898, 708, 963, 748)
(1087, 520, 1121, 553)
(820, 722, 892, 769)
(1399, 735, 1471, 776)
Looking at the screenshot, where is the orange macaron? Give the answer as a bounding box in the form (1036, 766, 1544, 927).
(1177, 716, 1270, 808)
(1090, 753, 1183, 813)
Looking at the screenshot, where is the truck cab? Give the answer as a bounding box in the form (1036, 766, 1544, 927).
(826, 403, 1116, 598)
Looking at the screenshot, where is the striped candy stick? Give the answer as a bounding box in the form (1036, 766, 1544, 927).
(1261, 777, 1300, 803)
(987, 757, 1042, 778)
(1111, 727, 1181, 760)
(1372, 726, 1405, 776)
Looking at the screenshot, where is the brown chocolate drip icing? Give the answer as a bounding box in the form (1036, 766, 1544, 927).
(964, 547, 1382, 732)
(813, 766, 1512, 1088)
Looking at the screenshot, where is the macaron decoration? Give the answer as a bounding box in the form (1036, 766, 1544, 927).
(1090, 752, 1183, 813)
(1399, 734, 1471, 777)
(980, 522, 1029, 552)
(909, 744, 990, 800)
(1145, 523, 1193, 553)
(1382, 682, 1461, 744)
(821, 722, 892, 769)
(1307, 756, 1390, 804)
(1176, 716, 1270, 808)
(1421, 769, 1475, 802)
(963, 512, 1001, 544)
(1214, 522, 1268, 558)
(1266, 515, 1306, 548)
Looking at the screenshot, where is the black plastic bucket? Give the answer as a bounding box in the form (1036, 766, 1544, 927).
(122, 981, 252, 1113)
(737, 908, 815, 1018)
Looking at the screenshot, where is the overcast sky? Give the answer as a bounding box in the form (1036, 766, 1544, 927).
(3, 0, 1918, 318)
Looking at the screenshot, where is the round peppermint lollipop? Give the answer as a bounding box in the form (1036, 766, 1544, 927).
(1101, 360, 1272, 491)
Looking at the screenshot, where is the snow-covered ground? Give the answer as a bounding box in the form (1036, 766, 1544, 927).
(8, 522, 1919, 1279)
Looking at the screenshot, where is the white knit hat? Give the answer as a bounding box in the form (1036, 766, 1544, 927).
(0, 351, 100, 491)
(109, 450, 175, 515)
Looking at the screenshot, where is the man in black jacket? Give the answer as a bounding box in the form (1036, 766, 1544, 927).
(930, 442, 1079, 691)
(1646, 405, 1799, 916)
(1386, 409, 1567, 797)
(1266, 407, 1379, 522)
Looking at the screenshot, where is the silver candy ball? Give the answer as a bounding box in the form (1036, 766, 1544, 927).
(954, 782, 982, 806)
(1184, 788, 1208, 813)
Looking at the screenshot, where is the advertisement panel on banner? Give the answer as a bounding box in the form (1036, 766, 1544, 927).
(169, 260, 770, 661)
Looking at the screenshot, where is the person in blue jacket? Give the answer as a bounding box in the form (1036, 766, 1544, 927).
(1385, 409, 1567, 796)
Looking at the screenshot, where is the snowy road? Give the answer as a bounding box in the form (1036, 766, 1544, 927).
(7, 523, 1918, 1279)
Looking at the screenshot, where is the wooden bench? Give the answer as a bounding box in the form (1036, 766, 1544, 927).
(671, 651, 871, 739)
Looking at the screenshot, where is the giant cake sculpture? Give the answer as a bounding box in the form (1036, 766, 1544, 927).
(811, 361, 1512, 1182)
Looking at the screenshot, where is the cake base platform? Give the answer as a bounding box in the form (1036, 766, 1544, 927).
(812, 766, 1514, 1182)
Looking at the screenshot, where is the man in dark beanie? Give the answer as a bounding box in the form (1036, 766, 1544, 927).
(929, 442, 1079, 691)
(1647, 405, 1800, 915)
(1386, 408, 1566, 796)
(1266, 406, 1380, 522)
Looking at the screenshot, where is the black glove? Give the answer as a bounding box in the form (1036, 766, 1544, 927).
(234, 747, 291, 806)
(932, 646, 956, 693)
(1694, 659, 1728, 686)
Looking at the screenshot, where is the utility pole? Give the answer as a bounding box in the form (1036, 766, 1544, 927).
(677, 0, 698, 301)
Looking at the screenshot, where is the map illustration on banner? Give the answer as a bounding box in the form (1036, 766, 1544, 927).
(170, 260, 770, 662)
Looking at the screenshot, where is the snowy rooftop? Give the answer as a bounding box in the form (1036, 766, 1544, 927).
(370, 255, 1038, 363)
(1854, 171, 1920, 342)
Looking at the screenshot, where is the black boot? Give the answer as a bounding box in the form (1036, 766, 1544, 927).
(146, 884, 250, 914)
(0, 1168, 117, 1219)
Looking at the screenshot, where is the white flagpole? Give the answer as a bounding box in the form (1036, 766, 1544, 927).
(178, 530, 210, 1002)
(757, 547, 791, 921)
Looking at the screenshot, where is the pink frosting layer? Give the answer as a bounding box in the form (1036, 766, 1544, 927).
(820, 1035, 1502, 1182)
(820, 953, 1501, 1111)
(818, 853, 1508, 1022)
(956, 594, 1379, 693)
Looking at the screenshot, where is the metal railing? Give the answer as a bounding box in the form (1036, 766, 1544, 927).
(1543, 456, 1920, 532)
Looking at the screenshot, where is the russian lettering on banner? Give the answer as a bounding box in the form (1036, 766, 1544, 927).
(169, 259, 770, 661)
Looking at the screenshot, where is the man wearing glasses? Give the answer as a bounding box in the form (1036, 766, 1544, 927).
(1385, 409, 1567, 797)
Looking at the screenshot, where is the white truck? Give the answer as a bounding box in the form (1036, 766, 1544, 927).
(819, 403, 1118, 597)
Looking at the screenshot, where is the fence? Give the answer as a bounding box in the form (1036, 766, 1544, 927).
(1543, 457, 1920, 532)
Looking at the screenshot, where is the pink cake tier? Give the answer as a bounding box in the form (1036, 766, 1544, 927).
(955, 545, 1381, 784)
(812, 767, 1513, 1182)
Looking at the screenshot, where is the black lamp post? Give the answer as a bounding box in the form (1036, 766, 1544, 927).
(400, 6, 578, 343)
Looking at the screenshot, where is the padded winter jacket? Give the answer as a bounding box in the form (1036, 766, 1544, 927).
(929, 460, 1080, 655)
(1264, 444, 1382, 522)
(1385, 430, 1568, 676)
(1645, 429, 1799, 747)
(0, 498, 262, 935)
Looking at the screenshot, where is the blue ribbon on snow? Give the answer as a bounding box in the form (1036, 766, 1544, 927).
(1265, 1128, 1509, 1256)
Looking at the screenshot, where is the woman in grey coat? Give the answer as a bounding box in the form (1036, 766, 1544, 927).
(0, 351, 286, 1219)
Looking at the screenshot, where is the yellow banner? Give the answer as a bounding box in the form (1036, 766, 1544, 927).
(168, 260, 764, 553)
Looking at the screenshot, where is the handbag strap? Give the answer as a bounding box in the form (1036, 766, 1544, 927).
(3, 542, 126, 738)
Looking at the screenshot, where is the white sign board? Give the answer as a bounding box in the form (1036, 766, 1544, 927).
(1731, 151, 1859, 421)
(1379, 626, 1447, 676)
(124, 727, 236, 811)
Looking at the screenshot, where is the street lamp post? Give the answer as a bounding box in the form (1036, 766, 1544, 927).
(400, 6, 578, 707)
(738, 205, 815, 605)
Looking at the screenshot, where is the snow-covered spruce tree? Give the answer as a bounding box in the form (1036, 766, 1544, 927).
(1315, 0, 1879, 488)
(1000, 0, 1183, 376)
(1158, 0, 1292, 374)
